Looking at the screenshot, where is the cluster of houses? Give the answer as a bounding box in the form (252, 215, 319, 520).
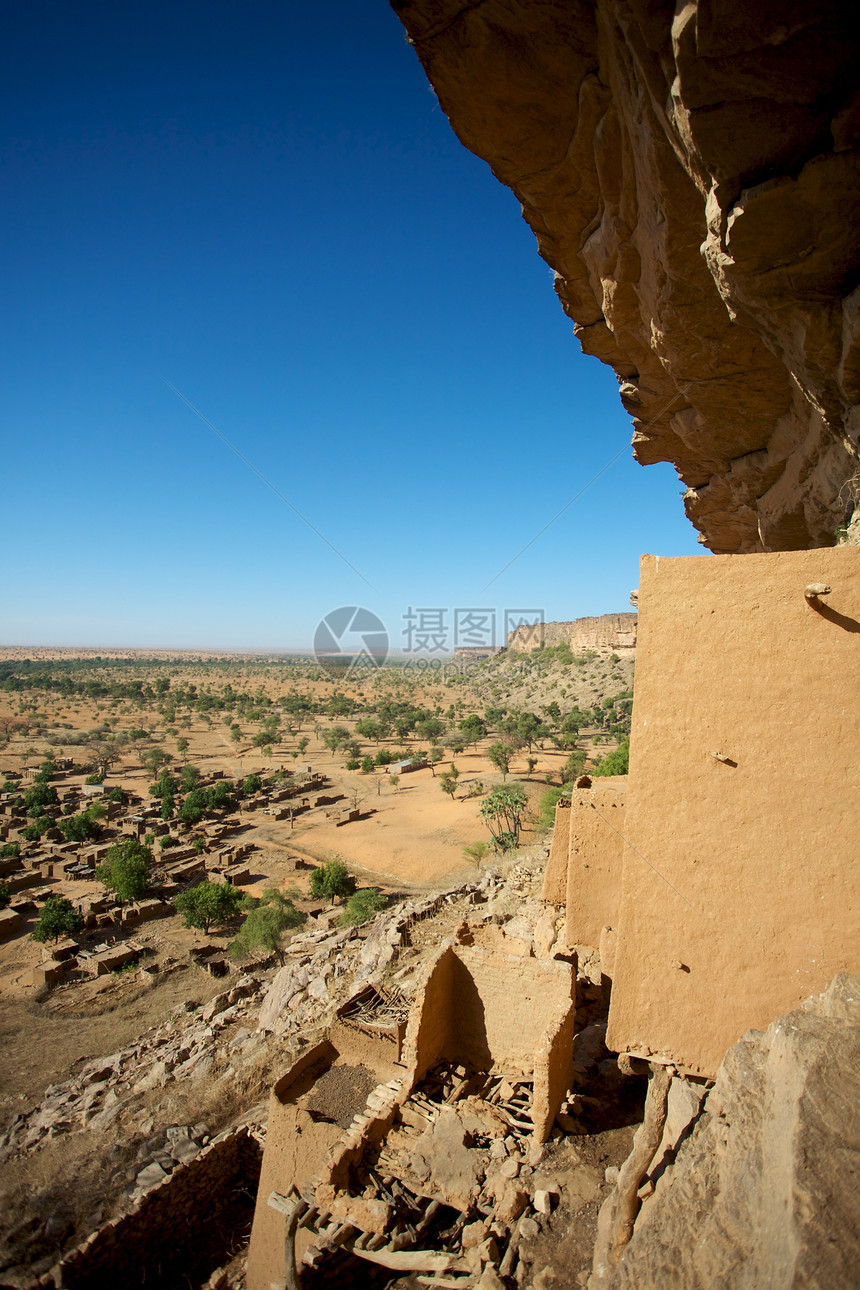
(0, 762, 334, 988)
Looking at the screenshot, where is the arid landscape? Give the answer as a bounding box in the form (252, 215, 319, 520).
(3, 0, 860, 1287)
(0, 638, 635, 1282)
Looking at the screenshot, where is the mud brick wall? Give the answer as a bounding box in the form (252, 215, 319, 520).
(53, 1128, 261, 1289)
(405, 945, 574, 1084)
(541, 799, 571, 905)
(564, 781, 625, 949)
(608, 549, 860, 1077)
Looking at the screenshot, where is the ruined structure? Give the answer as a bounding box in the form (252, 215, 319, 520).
(507, 613, 637, 654)
(246, 941, 576, 1289)
(392, 0, 860, 552)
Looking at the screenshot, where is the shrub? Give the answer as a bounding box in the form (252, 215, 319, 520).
(538, 785, 571, 829)
(0, 842, 20, 859)
(229, 889, 306, 963)
(591, 740, 630, 777)
(462, 841, 489, 868)
(0, 880, 11, 909)
(84, 773, 103, 785)
(338, 888, 386, 927)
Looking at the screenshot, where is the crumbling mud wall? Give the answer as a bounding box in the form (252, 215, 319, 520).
(607, 547, 860, 1076)
(403, 943, 575, 1122)
(392, 0, 860, 552)
(542, 798, 572, 904)
(246, 1043, 344, 1290)
(49, 1128, 261, 1289)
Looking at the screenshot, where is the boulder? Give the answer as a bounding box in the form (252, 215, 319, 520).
(594, 974, 860, 1288)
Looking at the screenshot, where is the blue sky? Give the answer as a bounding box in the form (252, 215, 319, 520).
(1, 1, 703, 651)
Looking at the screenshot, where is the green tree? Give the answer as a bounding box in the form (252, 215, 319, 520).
(24, 782, 58, 815)
(23, 816, 53, 841)
(140, 747, 173, 778)
(459, 714, 487, 746)
(360, 755, 374, 774)
(439, 765, 459, 799)
(0, 842, 20, 859)
(297, 737, 309, 757)
(486, 742, 512, 780)
(415, 716, 445, 743)
(180, 764, 201, 792)
(514, 712, 548, 752)
(229, 889, 306, 964)
(591, 740, 630, 777)
(561, 749, 587, 781)
(31, 896, 83, 944)
(176, 737, 189, 754)
(309, 859, 356, 905)
(354, 717, 385, 743)
(242, 773, 262, 796)
(59, 811, 101, 843)
(538, 784, 570, 829)
(174, 879, 244, 933)
(0, 880, 11, 909)
(338, 888, 386, 927)
(95, 838, 152, 904)
(479, 784, 529, 852)
(322, 725, 351, 753)
(193, 836, 206, 854)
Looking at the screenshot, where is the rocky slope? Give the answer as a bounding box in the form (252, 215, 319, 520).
(392, 0, 860, 553)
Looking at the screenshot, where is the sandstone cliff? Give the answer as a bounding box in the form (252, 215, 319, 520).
(392, 0, 860, 553)
(507, 612, 637, 653)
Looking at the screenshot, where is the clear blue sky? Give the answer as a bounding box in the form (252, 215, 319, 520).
(1, 1, 702, 652)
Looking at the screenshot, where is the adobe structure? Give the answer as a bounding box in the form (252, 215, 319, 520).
(246, 945, 575, 1289)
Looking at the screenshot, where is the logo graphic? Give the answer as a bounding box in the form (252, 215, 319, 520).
(314, 607, 389, 677)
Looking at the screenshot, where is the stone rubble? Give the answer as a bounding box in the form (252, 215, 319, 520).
(0, 855, 551, 1224)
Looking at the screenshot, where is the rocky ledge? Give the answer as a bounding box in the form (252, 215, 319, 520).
(392, 0, 860, 552)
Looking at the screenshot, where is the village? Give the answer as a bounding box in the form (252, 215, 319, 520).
(0, 640, 634, 1094)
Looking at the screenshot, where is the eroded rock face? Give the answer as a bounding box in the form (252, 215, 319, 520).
(392, 0, 860, 552)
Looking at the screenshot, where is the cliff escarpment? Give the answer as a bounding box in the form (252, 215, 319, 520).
(392, 0, 860, 553)
(507, 612, 637, 653)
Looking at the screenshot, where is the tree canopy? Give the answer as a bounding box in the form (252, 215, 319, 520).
(31, 896, 83, 943)
(479, 784, 529, 852)
(174, 879, 244, 933)
(229, 888, 306, 964)
(338, 888, 386, 927)
(95, 837, 152, 904)
(591, 740, 630, 777)
(309, 859, 356, 905)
